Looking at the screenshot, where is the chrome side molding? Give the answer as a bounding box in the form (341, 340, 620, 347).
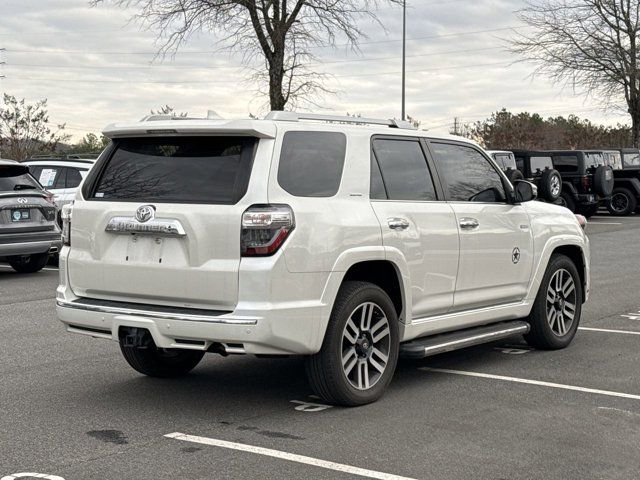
(105, 216, 187, 236)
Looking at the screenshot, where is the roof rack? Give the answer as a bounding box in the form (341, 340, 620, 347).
(265, 111, 417, 130)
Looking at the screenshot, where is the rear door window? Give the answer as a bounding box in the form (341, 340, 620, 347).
(66, 168, 84, 188)
(35, 167, 62, 188)
(371, 138, 437, 201)
(91, 136, 257, 204)
(553, 155, 579, 173)
(277, 131, 346, 197)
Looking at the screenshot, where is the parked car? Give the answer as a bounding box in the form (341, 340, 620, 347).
(547, 150, 614, 217)
(511, 150, 563, 203)
(0, 159, 61, 273)
(605, 149, 640, 216)
(56, 112, 590, 406)
(620, 148, 640, 169)
(23, 158, 96, 212)
(485, 150, 524, 184)
(602, 150, 623, 170)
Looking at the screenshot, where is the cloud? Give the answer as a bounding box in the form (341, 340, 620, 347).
(0, 0, 629, 140)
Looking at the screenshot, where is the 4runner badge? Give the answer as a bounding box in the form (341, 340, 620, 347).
(135, 205, 156, 223)
(512, 247, 521, 264)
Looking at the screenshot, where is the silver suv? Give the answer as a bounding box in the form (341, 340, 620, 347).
(0, 160, 61, 273)
(57, 112, 590, 406)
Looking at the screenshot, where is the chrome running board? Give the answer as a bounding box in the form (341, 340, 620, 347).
(400, 321, 530, 359)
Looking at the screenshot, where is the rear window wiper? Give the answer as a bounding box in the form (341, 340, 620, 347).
(13, 184, 37, 190)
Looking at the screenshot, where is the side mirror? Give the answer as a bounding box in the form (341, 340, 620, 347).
(514, 180, 537, 203)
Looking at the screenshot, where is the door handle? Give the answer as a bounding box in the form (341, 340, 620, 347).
(388, 218, 410, 231)
(459, 218, 479, 230)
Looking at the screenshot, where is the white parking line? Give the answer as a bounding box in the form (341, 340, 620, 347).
(579, 327, 640, 336)
(587, 222, 622, 225)
(421, 368, 640, 401)
(165, 432, 417, 480)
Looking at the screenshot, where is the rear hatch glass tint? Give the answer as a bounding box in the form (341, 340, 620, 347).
(0, 166, 41, 192)
(90, 136, 257, 204)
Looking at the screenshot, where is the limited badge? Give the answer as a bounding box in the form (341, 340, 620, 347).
(512, 247, 521, 264)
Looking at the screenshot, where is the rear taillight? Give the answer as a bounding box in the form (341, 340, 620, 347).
(241, 205, 294, 257)
(581, 175, 590, 191)
(61, 204, 73, 246)
(44, 190, 55, 204)
(575, 214, 587, 230)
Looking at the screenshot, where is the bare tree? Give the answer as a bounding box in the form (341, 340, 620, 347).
(0, 94, 69, 161)
(94, 0, 401, 111)
(151, 105, 188, 117)
(512, 1, 640, 146)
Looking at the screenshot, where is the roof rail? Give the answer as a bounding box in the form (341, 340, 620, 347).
(265, 111, 417, 130)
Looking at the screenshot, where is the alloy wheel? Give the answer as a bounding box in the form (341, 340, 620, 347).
(610, 192, 629, 213)
(550, 176, 561, 197)
(546, 269, 577, 337)
(341, 302, 391, 390)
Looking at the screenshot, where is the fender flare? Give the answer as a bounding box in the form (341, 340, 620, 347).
(526, 235, 589, 303)
(612, 177, 640, 196)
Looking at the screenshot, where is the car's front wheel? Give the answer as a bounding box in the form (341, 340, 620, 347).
(524, 254, 583, 350)
(306, 281, 399, 406)
(8, 253, 49, 273)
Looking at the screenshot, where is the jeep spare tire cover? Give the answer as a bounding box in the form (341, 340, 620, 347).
(505, 168, 524, 184)
(594, 165, 614, 197)
(539, 168, 562, 202)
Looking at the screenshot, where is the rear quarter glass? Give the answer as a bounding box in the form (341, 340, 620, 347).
(88, 136, 258, 204)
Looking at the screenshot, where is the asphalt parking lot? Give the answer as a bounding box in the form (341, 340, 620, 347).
(2, 215, 640, 480)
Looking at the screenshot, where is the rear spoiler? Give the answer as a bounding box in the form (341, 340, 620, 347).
(103, 120, 277, 139)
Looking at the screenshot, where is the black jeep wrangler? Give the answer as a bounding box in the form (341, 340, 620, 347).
(547, 150, 614, 217)
(510, 150, 563, 203)
(486, 150, 525, 184)
(606, 148, 640, 216)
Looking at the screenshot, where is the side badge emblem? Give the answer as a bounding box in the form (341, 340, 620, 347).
(512, 247, 521, 264)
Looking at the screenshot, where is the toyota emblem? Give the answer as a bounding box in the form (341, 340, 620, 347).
(16, 197, 28, 204)
(135, 205, 156, 223)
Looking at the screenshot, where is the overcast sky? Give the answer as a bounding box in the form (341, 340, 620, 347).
(0, 0, 630, 140)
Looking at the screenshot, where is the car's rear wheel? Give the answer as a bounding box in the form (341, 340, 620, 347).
(579, 204, 599, 218)
(119, 332, 205, 378)
(8, 253, 49, 273)
(306, 281, 399, 406)
(524, 254, 583, 350)
(607, 187, 637, 216)
(558, 192, 576, 212)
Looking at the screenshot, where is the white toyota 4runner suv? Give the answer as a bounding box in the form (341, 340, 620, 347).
(57, 112, 590, 406)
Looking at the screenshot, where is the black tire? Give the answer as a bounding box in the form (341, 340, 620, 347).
(120, 333, 205, 378)
(579, 204, 599, 218)
(538, 169, 562, 202)
(593, 165, 615, 197)
(558, 191, 576, 212)
(505, 168, 523, 184)
(524, 254, 583, 350)
(8, 253, 50, 273)
(607, 187, 637, 216)
(306, 281, 399, 407)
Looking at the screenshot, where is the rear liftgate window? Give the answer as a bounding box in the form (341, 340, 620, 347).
(277, 131, 347, 197)
(91, 136, 257, 204)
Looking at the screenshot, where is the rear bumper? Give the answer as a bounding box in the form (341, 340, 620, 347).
(56, 248, 333, 356)
(0, 234, 61, 257)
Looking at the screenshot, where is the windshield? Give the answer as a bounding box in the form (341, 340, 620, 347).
(0, 166, 41, 192)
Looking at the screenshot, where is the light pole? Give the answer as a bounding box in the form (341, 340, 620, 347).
(401, 0, 406, 121)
